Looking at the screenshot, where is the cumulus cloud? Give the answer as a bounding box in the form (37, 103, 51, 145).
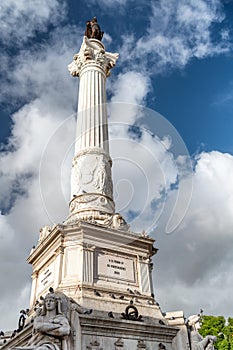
(87, 0, 129, 7)
(110, 123, 178, 229)
(0, 94, 75, 331)
(110, 71, 151, 105)
(117, 0, 230, 72)
(108, 103, 193, 234)
(0, 0, 66, 47)
(155, 151, 233, 317)
(0, 24, 82, 104)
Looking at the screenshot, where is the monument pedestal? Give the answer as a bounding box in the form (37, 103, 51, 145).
(28, 222, 163, 319)
(18, 222, 184, 350)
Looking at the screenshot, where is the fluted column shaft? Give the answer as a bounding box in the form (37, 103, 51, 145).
(76, 63, 109, 153)
(66, 37, 119, 224)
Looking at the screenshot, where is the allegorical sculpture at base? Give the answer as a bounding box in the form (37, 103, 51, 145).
(188, 315, 217, 350)
(12, 288, 93, 350)
(27, 291, 70, 350)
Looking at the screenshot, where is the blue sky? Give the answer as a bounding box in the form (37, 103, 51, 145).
(0, 0, 233, 330)
(154, 55, 233, 154)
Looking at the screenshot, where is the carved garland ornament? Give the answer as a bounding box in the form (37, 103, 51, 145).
(121, 301, 143, 321)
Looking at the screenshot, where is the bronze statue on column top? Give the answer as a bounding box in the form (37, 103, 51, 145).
(85, 17, 104, 41)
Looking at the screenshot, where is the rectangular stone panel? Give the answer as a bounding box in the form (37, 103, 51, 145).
(64, 247, 81, 279)
(37, 262, 54, 294)
(97, 252, 136, 283)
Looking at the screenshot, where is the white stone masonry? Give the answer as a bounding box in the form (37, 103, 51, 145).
(66, 37, 120, 226)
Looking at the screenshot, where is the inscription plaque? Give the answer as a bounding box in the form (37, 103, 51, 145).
(37, 263, 54, 293)
(97, 253, 135, 282)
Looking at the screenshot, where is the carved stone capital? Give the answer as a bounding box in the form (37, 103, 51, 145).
(81, 242, 96, 251)
(68, 36, 119, 77)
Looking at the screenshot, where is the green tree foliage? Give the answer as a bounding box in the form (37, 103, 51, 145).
(199, 316, 233, 350)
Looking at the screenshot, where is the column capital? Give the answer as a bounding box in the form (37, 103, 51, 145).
(68, 36, 119, 78)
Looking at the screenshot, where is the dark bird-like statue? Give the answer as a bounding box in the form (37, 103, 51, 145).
(94, 289, 101, 297)
(134, 290, 141, 295)
(84, 309, 93, 315)
(11, 330, 17, 338)
(127, 288, 134, 294)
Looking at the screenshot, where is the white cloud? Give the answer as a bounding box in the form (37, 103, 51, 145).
(155, 151, 233, 317)
(111, 71, 150, 105)
(118, 0, 230, 71)
(87, 0, 128, 7)
(0, 24, 82, 104)
(108, 102, 193, 235)
(110, 126, 179, 228)
(0, 97, 75, 331)
(0, 0, 66, 46)
(108, 71, 151, 128)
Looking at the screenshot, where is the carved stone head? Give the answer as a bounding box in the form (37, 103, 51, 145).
(41, 292, 62, 315)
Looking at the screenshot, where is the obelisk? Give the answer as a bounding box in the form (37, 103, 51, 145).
(66, 19, 121, 227)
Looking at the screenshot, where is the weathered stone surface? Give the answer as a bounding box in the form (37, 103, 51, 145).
(165, 311, 190, 350)
(27, 222, 158, 317)
(67, 37, 119, 223)
(68, 37, 118, 78)
(188, 315, 217, 350)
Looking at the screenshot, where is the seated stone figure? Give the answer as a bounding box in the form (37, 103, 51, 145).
(188, 315, 217, 350)
(27, 292, 70, 350)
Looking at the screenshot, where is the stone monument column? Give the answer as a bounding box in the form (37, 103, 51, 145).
(67, 36, 119, 225)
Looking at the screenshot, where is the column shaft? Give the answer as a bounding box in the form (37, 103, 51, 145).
(67, 37, 119, 224)
(75, 65, 109, 153)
